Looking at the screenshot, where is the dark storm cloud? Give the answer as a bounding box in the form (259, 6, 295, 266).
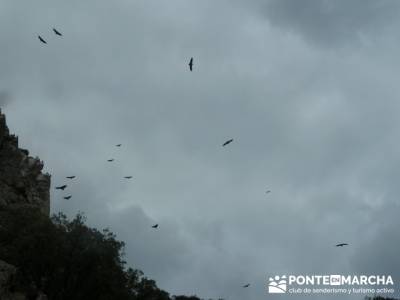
(1, 0, 400, 299)
(253, 0, 400, 47)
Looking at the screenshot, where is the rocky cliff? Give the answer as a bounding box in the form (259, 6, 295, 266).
(0, 109, 50, 215)
(0, 109, 50, 300)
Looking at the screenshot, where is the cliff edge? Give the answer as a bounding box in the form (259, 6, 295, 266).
(0, 109, 50, 215)
(0, 109, 50, 300)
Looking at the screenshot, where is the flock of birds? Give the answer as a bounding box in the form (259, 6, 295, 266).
(38, 28, 62, 44)
(41, 27, 349, 291)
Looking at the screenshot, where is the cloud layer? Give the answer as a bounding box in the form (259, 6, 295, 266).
(1, 1, 400, 299)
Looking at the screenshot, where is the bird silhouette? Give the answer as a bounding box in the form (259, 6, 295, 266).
(116, 144, 122, 147)
(124, 176, 133, 179)
(55, 185, 67, 190)
(63, 195, 72, 200)
(222, 139, 234, 147)
(266, 190, 271, 194)
(66, 176, 76, 179)
(107, 159, 114, 162)
(53, 28, 62, 36)
(243, 284, 250, 288)
(38, 36, 47, 44)
(188, 57, 193, 71)
(152, 224, 158, 228)
(335, 243, 348, 247)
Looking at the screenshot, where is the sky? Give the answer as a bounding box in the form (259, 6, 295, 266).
(1, 0, 400, 299)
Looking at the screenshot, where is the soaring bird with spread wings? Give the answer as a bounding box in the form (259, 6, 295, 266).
(188, 57, 193, 71)
(66, 176, 76, 179)
(38, 36, 47, 44)
(222, 139, 233, 147)
(335, 243, 348, 247)
(53, 28, 62, 36)
(55, 185, 67, 190)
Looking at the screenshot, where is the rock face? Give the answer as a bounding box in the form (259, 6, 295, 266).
(0, 109, 50, 215)
(0, 109, 50, 300)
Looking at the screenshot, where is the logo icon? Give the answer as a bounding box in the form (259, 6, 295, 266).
(330, 275, 341, 286)
(268, 275, 287, 293)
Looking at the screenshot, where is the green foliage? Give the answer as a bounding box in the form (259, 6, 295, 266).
(0, 207, 209, 300)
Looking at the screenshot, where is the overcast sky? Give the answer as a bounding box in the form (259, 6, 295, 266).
(1, 0, 400, 299)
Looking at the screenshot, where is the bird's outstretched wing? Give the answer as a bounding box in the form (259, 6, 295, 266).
(38, 36, 47, 44)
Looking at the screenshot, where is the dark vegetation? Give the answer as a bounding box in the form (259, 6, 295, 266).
(366, 297, 400, 300)
(0, 207, 219, 300)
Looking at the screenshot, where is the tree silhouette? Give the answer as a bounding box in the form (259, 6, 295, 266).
(0, 207, 215, 300)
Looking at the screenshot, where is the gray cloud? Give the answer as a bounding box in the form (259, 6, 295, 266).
(254, 0, 400, 47)
(0, 91, 12, 107)
(1, 0, 400, 299)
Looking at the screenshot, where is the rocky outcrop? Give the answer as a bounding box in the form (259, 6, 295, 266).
(0, 109, 50, 216)
(0, 109, 50, 300)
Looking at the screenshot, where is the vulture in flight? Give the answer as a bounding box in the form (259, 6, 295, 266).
(53, 28, 62, 36)
(152, 224, 159, 228)
(107, 159, 114, 162)
(66, 176, 76, 179)
(63, 196, 72, 200)
(335, 243, 348, 247)
(38, 35, 47, 44)
(124, 176, 133, 179)
(116, 144, 122, 147)
(243, 284, 250, 288)
(55, 185, 67, 190)
(222, 139, 234, 147)
(188, 57, 193, 71)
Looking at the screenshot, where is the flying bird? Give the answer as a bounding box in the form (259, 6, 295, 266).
(266, 190, 271, 194)
(63, 196, 72, 200)
(188, 57, 193, 71)
(152, 224, 158, 228)
(124, 176, 133, 179)
(116, 144, 122, 147)
(335, 243, 349, 247)
(222, 139, 234, 147)
(243, 284, 250, 288)
(107, 159, 114, 162)
(38, 35, 47, 44)
(66, 176, 76, 179)
(53, 28, 62, 36)
(55, 185, 67, 190)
